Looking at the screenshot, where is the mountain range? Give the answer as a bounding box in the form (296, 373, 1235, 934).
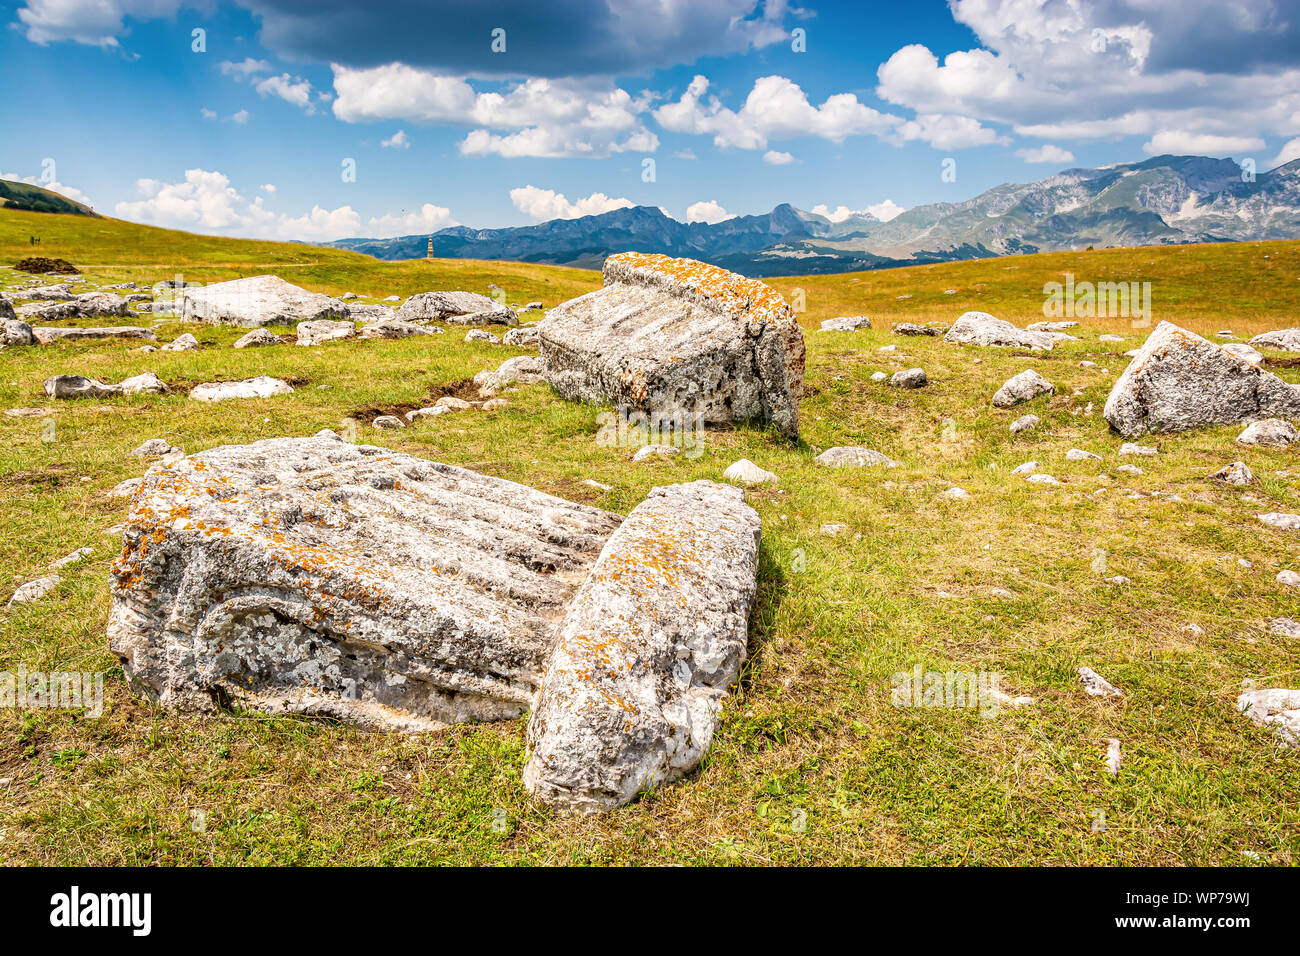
(327, 155, 1300, 276)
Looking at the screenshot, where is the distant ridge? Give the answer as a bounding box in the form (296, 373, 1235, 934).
(326, 155, 1300, 276)
(0, 180, 97, 218)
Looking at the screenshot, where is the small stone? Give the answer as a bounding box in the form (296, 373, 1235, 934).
(878, 344, 898, 352)
(1237, 419, 1298, 446)
(990, 587, 1014, 598)
(1106, 575, 1131, 585)
(1183, 623, 1205, 636)
(1268, 618, 1300, 637)
(162, 332, 199, 351)
(233, 328, 283, 349)
(1259, 513, 1300, 531)
(372, 415, 405, 429)
(632, 443, 680, 462)
(1011, 461, 1038, 475)
(1009, 414, 1040, 433)
(1066, 448, 1102, 461)
(582, 479, 612, 491)
(1238, 558, 1254, 569)
(890, 368, 927, 389)
(820, 315, 871, 331)
(481, 399, 509, 411)
(7, 576, 60, 606)
(131, 438, 179, 458)
(1278, 570, 1300, 587)
(1115, 464, 1143, 475)
(870, 371, 887, 382)
(814, 446, 899, 468)
(1099, 334, 1125, 343)
(51, 547, 93, 569)
(992, 369, 1054, 408)
(1026, 473, 1060, 485)
(1106, 738, 1121, 776)
(820, 523, 848, 536)
(1210, 461, 1255, 485)
(465, 329, 501, 343)
(938, 487, 970, 500)
(1078, 666, 1123, 697)
(723, 459, 778, 485)
(1119, 443, 1157, 456)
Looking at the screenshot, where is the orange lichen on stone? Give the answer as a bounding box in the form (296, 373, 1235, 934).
(607, 251, 793, 325)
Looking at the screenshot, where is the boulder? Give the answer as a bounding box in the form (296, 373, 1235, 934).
(475, 355, 544, 393)
(162, 332, 199, 351)
(108, 436, 625, 731)
(344, 303, 397, 322)
(890, 368, 928, 389)
(170, 275, 348, 327)
(447, 307, 519, 326)
(2, 319, 33, 346)
(820, 316, 871, 331)
(296, 319, 356, 346)
(1237, 688, 1300, 748)
(372, 415, 405, 429)
(943, 312, 1056, 350)
(992, 369, 1054, 408)
(1009, 414, 1040, 433)
(723, 458, 778, 485)
(0, 295, 15, 321)
(232, 328, 284, 349)
(1210, 461, 1255, 485)
(190, 376, 294, 402)
(465, 329, 500, 343)
(29, 292, 130, 320)
(357, 319, 439, 340)
(32, 326, 156, 345)
(539, 252, 805, 438)
(523, 480, 760, 812)
(502, 327, 539, 347)
(814, 446, 899, 468)
(893, 322, 945, 336)
(397, 291, 511, 324)
(1236, 419, 1298, 446)
(44, 374, 119, 399)
(118, 372, 168, 395)
(1103, 322, 1300, 437)
(1250, 329, 1300, 352)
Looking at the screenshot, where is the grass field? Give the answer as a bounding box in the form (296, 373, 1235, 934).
(1, 209, 1298, 865)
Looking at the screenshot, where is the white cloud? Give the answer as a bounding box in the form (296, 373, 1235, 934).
(15, 0, 181, 48)
(381, 130, 410, 149)
(1271, 137, 1300, 168)
(111, 167, 456, 241)
(1, 172, 94, 208)
(510, 185, 635, 221)
(260, 183, 276, 193)
(685, 200, 733, 224)
(220, 58, 272, 79)
(200, 107, 217, 120)
(256, 73, 316, 113)
(1015, 144, 1076, 164)
(811, 200, 906, 223)
(1142, 130, 1265, 156)
(763, 150, 795, 165)
(673, 148, 698, 160)
(332, 66, 659, 158)
(230, 109, 249, 125)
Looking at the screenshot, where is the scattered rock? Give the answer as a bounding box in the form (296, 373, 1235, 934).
(51, 547, 93, 570)
(1106, 575, 1131, 585)
(632, 443, 680, 461)
(1115, 463, 1144, 475)
(723, 459, 778, 485)
(1011, 461, 1038, 475)
(1210, 461, 1255, 485)
(398, 291, 515, 325)
(7, 576, 60, 606)
(820, 523, 848, 536)
(938, 487, 970, 500)
(1009, 414, 1040, 433)
(1258, 513, 1300, 531)
(29, 292, 131, 320)
(992, 369, 1054, 408)
(1119, 442, 1157, 456)
(465, 328, 501, 343)
(890, 368, 927, 389)
(1103, 322, 1300, 436)
(1026, 473, 1060, 485)
(1223, 343, 1264, 365)
(232, 328, 284, 349)
(814, 446, 899, 468)
(32, 325, 156, 344)
(1249, 328, 1300, 352)
(162, 332, 199, 351)
(190, 376, 294, 402)
(45, 374, 119, 399)
(1027, 321, 1078, 331)
(893, 322, 945, 336)
(1236, 418, 1298, 447)
(356, 318, 438, 340)
(130, 438, 180, 458)
(502, 327, 539, 347)
(1077, 666, 1123, 697)
(820, 315, 872, 331)
(1277, 570, 1300, 586)
(1106, 738, 1121, 776)
(1066, 448, 1102, 461)
(1, 319, 34, 346)
(1236, 688, 1300, 748)
(296, 319, 356, 346)
(372, 415, 405, 429)
(540, 252, 805, 438)
(943, 311, 1056, 350)
(4, 406, 53, 417)
(870, 371, 887, 382)
(1268, 618, 1300, 637)
(1099, 333, 1125, 343)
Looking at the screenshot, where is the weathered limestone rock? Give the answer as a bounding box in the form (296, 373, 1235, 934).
(296, 319, 356, 346)
(814, 446, 899, 468)
(723, 458, 778, 485)
(474, 355, 545, 394)
(32, 326, 156, 345)
(1236, 418, 1298, 446)
(1222, 343, 1264, 365)
(502, 327, 539, 347)
(1237, 688, 1300, 747)
(357, 318, 439, 340)
(820, 316, 871, 331)
(398, 291, 514, 324)
(893, 322, 945, 336)
(465, 329, 500, 343)
(45, 374, 120, 399)
(943, 311, 1056, 350)
(170, 275, 348, 327)
(890, 368, 928, 389)
(1104, 322, 1300, 437)
(524, 480, 760, 812)
(109, 436, 625, 730)
(1210, 461, 1255, 485)
(1077, 666, 1123, 697)
(2, 319, 33, 346)
(29, 292, 131, 320)
(7, 576, 60, 606)
(993, 369, 1054, 408)
(190, 376, 294, 401)
(447, 307, 519, 326)
(233, 328, 284, 349)
(539, 252, 805, 438)
(1010, 414, 1040, 433)
(162, 332, 199, 351)
(1250, 329, 1300, 352)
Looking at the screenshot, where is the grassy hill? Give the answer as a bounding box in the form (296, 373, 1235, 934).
(0, 181, 98, 218)
(1, 209, 1298, 865)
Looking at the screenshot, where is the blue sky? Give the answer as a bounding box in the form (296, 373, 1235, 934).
(2, 0, 1298, 241)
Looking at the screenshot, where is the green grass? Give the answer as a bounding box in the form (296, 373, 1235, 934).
(1, 210, 1299, 865)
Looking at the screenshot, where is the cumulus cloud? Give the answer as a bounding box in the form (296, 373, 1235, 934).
(1142, 130, 1265, 156)
(685, 200, 733, 224)
(875, 0, 1300, 154)
(230, 109, 249, 125)
(1, 172, 94, 208)
(333, 66, 659, 158)
(1271, 138, 1300, 169)
(200, 107, 217, 120)
(220, 58, 272, 79)
(763, 150, 795, 165)
(510, 185, 635, 221)
(256, 73, 316, 113)
(1016, 144, 1076, 164)
(654, 74, 1001, 152)
(811, 200, 906, 223)
(381, 130, 410, 149)
(15, 0, 181, 48)
(111, 168, 456, 241)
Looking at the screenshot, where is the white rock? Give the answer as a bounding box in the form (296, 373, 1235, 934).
(820, 523, 848, 536)
(465, 329, 501, 343)
(1258, 513, 1300, 531)
(723, 458, 778, 485)
(51, 547, 93, 569)
(1249, 328, 1300, 352)
(1106, 738, 1121, 776)
(1223, 343, 1265, 365)
(232, 328, 283, 349)
(190, 376, 294, 402)
(815, 446, 899, 468)
(632, 443, 681, 461)
(170, 275, 348, 327)
(1119, 443, 1157, 456)
(398, 291, 514, 324)
(1278, 570, 1300, 587)
(296, 319, 356, 346)
(1026, 473, 1060, 485)
(1078, 666, 1123, 697)
(1210, 461, 1255, 485)
(1066, 448, 1102, 461)
(1268, 618, 1300, 637)
(1009, 414, 1040, 433)
(162, 332, 199, 352)
(890, 368, 927, 389)
(943, 311, 1056, 350)
(1236, 418, 1298, 446)
(1237, 688, 1300, 748)
(938, 487, 970, 500)
(7, 576, 60, 606)
(820, 315, 871, 331)
(1115, 463, 1144, 475)
(1011, 461, 1038, 475)
(992, 369, 1054, 408)
(870, 371, 887, 382)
